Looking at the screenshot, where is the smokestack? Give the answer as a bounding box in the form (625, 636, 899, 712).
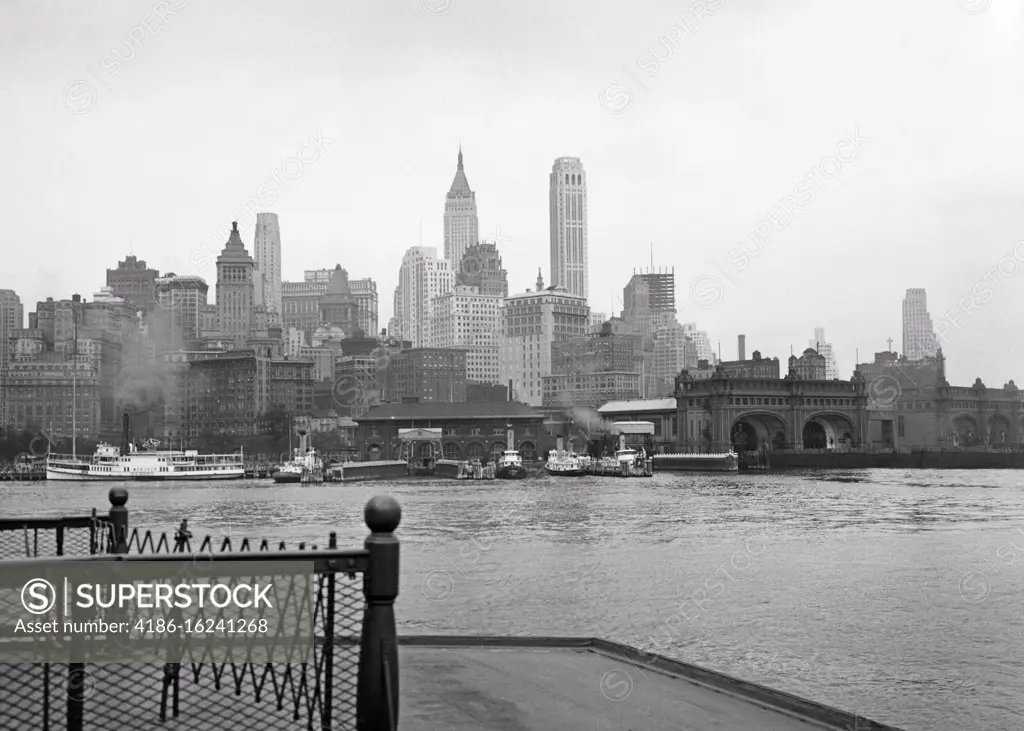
(508, 379, 513, 402)
(738, 334, 746, 361)
(121, 412, 130, 452)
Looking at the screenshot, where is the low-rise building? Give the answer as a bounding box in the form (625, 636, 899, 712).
(355, 400, 547, 461)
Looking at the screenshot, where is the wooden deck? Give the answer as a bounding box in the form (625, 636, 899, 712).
(399, 637, 903, 731)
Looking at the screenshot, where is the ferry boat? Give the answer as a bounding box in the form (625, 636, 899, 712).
(652, 451, 739, 472)
(495, 449, 526, 479)
(47, 442, 245, 481)
(544, 450, 588, 476)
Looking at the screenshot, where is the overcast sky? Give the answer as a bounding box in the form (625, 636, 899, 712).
(2, 0, 1022, 386)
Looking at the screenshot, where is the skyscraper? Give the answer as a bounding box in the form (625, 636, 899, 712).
(443, 146, 479, 274)
(809, 327, 839, 380)
(902, 288, 939, 361)
(0, 289, 23, 425)
(216, 222, 256, 347)
(396, 246, 452, 348)
(253, 212, 282, 320)
(549, 157, 589, 301)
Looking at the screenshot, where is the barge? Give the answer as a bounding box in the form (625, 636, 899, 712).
(654, 451, 739, 472)
(327, 460, 408, 482)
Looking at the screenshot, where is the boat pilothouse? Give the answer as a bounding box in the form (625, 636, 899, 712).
(46, 413, 244, 481)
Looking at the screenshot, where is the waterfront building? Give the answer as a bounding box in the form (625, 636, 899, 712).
(499, 283, 589, 407)
(428, 283, 502, 386)
(105, 255, 159, 314)
(184, 349, 313, 437)
(455, 242, 508, 297)
(384, 347, 468, 403)
(354, 400, 547, 462)
(902, 288, 939, 361)
(253, 212, 282, 320)
(809, 327, 838, 380)
(596, 397, 679, 452)
(549, 157, 589, 301)
(215, 222, 256, 348)
(152, 274, 209, 344)
(395, 247, 453, 348)
(443, 146, 480, 273)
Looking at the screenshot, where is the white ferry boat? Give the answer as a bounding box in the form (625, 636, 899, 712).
(47, 442, 245, 481)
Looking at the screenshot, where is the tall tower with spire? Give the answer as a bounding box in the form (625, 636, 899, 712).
(443, 145, 480, 274)
(216, 222, 256, 347)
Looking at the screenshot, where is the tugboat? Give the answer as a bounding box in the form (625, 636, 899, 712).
(273, 430, 322, 483)
(496, 449, 527, 479)
(544, 449, 587, 476)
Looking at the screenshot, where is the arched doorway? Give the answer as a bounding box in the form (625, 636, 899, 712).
(731, 412, 789, 452)
(443, 441, 462, 460)
(988, 414, 1011, 445)
(731, 422, 758, 452)
(366, 443, 382, 460)
(518, 441, 537, 460)
(490, 441, 506, 461)
(802, 421, 827, 449)
(465, 441, 487, 461)
(952, 415, 978, 446)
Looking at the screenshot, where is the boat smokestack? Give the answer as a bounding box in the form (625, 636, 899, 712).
(738, 334, 746, 361)
(121, 412, 131, 452)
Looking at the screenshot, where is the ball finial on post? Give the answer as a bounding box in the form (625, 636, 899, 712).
(108, 487, 128, 508)
(364, 495, 401, 534)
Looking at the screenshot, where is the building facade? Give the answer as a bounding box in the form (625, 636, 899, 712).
(253, 212, 282, 320)
(385, 348, 467, 403)
(105, 255, 159, 314)
(499, 285, 590, 406)
(456, 242, 508, 297)
(396, 247, 452, 348)
(215, 222, 256, 348)
(355, 401, 547, 462)
(809, 327, 838, 380)
(318, 265, 361, 336)
(428, 284, 502, 386)
(443, 146, 480, 274)
(549, 157, 589, 301)
(902, 288, 939, 361)
(152, 274, 209, 345)
(0, 289, 23, 420)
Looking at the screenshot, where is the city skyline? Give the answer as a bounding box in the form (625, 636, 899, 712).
(2, 0, 1022, 387)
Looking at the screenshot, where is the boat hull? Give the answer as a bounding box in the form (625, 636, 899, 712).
(496, 465, 527, 479)
(272, 471, 303, 483)
(46, 468, 245, 481)
(653, 454, 738, 472)
(544, 465, 587, 476)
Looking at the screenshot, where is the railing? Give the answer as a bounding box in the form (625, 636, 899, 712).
(0, 488, 401, 731)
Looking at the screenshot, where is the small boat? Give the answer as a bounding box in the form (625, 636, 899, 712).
(544, 450, 587, 476)
(273, 431, 323, 483)
(496, 449, 526, 479)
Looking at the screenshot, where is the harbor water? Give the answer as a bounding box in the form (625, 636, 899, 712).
(1, 469, 1021, 731)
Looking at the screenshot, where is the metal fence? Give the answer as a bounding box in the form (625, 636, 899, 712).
(0, 488, 401, 731)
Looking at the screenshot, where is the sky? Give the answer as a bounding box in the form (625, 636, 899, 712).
(1, 0, 1022, 386)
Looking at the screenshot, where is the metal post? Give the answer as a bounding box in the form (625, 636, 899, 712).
(357, 496, 401, 731)
(108, 487, 129, 555)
